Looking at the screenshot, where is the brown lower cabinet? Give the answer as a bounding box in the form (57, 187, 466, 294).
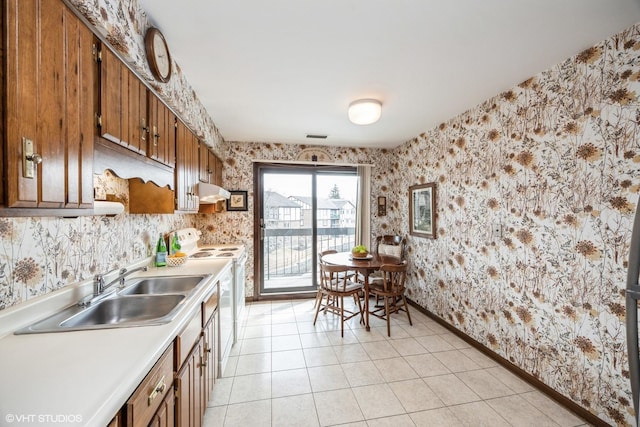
(203, 314, 217, 405)
(149, 389, 174, 427)
(109, 281, 219, 427)
(175, 337, 204, 427)
(123, 346, 174, 427)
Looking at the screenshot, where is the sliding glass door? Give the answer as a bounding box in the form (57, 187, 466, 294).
(256, 164, 357, 296)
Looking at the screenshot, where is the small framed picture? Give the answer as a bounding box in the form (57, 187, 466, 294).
(227, 190, 248, 211)
(377, 196, 387, 216)
(409, 183, 436, 238)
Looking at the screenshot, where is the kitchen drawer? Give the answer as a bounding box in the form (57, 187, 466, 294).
(202, 281, 219, 327)
(175, 306, 202, 368)
(124, 345, 173, 427)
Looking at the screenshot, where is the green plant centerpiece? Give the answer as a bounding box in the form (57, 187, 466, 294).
(351, 244, 369, 258)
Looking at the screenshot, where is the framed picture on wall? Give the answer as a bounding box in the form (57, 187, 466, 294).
(227, 190, 248, 211)
(377, 196, 387, 216)
(409, 183, 436, 238)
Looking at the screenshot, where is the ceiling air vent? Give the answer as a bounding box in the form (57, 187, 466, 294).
(306, 134, 328, 139)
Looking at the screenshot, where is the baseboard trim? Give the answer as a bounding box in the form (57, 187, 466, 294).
(407, 300, 610, 427)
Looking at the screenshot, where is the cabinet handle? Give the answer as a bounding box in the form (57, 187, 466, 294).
(204, 338, 212, 354)
(141, 118, 149, 141)
(26, 153, 43, 164)
(201, 357, 207, 367)
(152, 126, 159, 146)
(147, 375, 166, 406)
(22, 137, 42, 179)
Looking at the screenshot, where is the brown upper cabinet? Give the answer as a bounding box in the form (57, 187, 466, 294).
(98, 46, 175, 169)
(148, 93, 176, 168)
(213, 156, 223, 186)
(99, 47, 147, 156)
(175, 119, 200, 212)
(3, 0, 221, 215)
(4, 0, 95, 209)
(199, 145, 223, 186)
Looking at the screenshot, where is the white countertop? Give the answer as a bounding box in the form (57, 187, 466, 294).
(0, 258, 232, 427)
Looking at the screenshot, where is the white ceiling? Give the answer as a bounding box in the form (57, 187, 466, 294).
(139, 0, 640, 149)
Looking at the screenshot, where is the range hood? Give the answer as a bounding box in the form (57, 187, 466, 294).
(197, 183, 231, 204)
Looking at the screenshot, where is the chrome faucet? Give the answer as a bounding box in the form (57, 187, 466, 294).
(80, 266, 149, 306)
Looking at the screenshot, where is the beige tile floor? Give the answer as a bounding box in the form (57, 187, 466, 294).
(203, 299, 589, 427)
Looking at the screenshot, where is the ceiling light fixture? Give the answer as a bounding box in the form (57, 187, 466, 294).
(348, 99, 382, 125)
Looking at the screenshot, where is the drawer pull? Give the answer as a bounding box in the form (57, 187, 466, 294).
(147, 376, 166, 406)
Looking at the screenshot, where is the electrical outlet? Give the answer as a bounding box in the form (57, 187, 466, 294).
(492, 222, 502, 239)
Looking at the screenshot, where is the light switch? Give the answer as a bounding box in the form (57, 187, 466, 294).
(492, 222, 502, 239)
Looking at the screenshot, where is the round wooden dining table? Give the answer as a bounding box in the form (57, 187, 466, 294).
(322, 251, 402, 331)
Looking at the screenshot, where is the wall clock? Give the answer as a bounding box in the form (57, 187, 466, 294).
(144, 27, 172, 83)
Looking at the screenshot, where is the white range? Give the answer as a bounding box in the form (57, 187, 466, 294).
(175, 228, 246, 375)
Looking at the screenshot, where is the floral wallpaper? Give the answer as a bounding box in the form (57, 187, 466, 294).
(390, 24, 640, 426)
(0, 0, 638, 425)
(0, 171, 196, 310)
(0, 212, 195, 310)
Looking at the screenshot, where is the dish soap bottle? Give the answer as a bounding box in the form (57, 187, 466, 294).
(170, 232, 181, 255)
(155, 233, 168, 267)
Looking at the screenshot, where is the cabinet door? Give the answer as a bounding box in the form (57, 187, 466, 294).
(174, 351, 192, 427)
(175, 120, 199, 212)
(175, 339, 203, 427)
(5, 0, 95, 208)
(175, 120, 189, 211)
(99, 46, 124, 144)
(207, 150, 217, 184)
(190, 132, 200, 211)
(199, 143, 210, 183)
(214, 155, 223, 186)
(63, 3, 95, 208)
(199, 148, 223, 186)
(149, 95, 175, 168)
(124, 69, 148, 155)
(203, 315, 216, 405)
(149, 387, 174, 427)
(100, 47, 147, 157)
(196, 339, 204, 425)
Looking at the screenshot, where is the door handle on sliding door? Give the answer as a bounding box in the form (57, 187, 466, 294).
(260, 218, 265, 241)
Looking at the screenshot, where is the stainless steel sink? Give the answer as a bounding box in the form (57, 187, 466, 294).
(119, 275, 207, 296)
(15, 274, 211, 334)
(59, 295, 186, 328)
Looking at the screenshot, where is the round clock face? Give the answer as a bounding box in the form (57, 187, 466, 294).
(145, 28, 172, 82)
(153, 35, 170, 77)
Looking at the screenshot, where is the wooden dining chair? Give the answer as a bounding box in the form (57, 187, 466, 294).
(368, 260, 412, 337)
(314, 249, 338, 309)
(314, 262, 364, 337)
(375, 234, 407, 259)
(362, 235, 407, 302)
